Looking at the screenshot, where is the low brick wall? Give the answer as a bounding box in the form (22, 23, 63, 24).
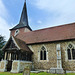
(0, 60, 8, 72)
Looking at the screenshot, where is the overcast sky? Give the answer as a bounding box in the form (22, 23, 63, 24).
(0, 0, 75, 40)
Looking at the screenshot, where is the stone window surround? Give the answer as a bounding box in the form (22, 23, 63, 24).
(38, 45, 49, 62)
(66, 42, 75, 61)
(14, 29, 19, 36)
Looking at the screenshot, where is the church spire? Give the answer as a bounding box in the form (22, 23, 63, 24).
(10, 1, 32, 31)
(19, 0, 28, 25)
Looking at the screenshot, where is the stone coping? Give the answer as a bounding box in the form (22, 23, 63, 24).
(13, 60, 32, 63)
(1, 60, 7, 61)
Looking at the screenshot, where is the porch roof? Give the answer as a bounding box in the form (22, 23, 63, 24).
(2, 36, 32, 53)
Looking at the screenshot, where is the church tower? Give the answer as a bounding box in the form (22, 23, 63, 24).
(10, 1, 32, 36)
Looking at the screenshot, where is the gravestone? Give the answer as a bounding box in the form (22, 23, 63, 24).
(23, 66, 30, 75)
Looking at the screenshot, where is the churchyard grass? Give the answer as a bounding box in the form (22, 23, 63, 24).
(0, 72, 75, 75)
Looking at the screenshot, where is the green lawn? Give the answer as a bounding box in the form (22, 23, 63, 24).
(0, 72, 75, 75)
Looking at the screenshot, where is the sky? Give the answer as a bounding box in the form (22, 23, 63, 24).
(0, 0, 75, 40)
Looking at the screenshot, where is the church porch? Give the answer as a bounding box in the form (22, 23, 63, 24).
(0, 36, 33, 73)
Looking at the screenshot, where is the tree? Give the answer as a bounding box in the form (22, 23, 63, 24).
(0, 35, 6, 61)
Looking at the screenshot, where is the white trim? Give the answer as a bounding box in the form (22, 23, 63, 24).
(12, 36, 20, 50)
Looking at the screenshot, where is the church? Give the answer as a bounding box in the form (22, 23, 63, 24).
(0, 1, 75, 74)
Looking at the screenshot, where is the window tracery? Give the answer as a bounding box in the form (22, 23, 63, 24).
(40, 46, 47, 60)
(67, 43, 75, 60)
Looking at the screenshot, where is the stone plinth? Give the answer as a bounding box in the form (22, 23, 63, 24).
(0, 60, 8, 72)
(50, 68, 56, 73)
(50, 68, 64, 74)
(11, 60, 32, 73)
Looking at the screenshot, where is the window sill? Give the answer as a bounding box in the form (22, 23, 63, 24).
(39, 60, 49, 62)
(68, 60, 75, 61)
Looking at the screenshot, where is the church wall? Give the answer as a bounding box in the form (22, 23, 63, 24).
(60, 41, 75, 71)
(29, 43, 57, 70)
(29, 40, 75, 71)
(24, 28, 31, 32)
(11, 27, 31, 36)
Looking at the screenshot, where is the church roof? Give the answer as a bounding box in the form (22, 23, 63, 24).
(10, 1, 32, 31)
(2, 36, 32, 53)
(15, 22, 75, 44)
(13, 36, 32, 52)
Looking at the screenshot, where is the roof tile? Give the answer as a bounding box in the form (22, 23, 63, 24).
(15, 22, 75, 44)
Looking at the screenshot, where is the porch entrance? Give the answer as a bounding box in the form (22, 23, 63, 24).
(7, 60, 12, 71)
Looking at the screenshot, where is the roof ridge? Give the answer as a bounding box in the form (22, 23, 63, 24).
(15, 22, 75, 44)
(24, 22, 75, 33)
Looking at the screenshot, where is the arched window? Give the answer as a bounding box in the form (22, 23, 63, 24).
(67, 44, 75, 60)
(40, 46, 47, 60)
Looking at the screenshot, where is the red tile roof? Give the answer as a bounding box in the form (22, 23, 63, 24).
(15, 22, 75, 44)
(13, 37, 32, 52)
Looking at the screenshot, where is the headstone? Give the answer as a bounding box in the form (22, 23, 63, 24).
(23, 66, 30, 75)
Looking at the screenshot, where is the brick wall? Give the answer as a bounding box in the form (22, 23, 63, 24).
(10, 27, 31, 36)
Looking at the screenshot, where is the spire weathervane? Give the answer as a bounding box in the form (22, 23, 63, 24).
(25, 0, 26, 2)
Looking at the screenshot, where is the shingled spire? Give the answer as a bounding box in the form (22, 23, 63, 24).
(10, 1, 32, 31)
(19, 0, 28, 26)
